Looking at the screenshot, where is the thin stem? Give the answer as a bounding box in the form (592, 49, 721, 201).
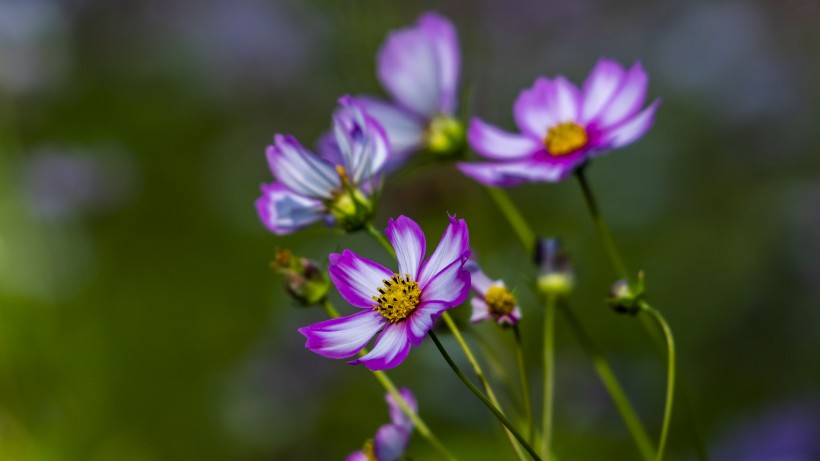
(540, 295, 556, 459)
(561, 305, 656, 461)
(429, 331, 542, 461)
(641, 303, 676, 461)
(321, 299, 456, 460)
(441, 312, 528, 461)
(574, 169, 630, 280)
(512, 325, 535, 445)
(484, 187, 536, 252)
(365, 222, 395, 259)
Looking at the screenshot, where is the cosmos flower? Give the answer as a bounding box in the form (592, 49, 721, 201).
(256, 96, 389, 234)
(298, 215, 471, 370)
(347, 388, 417, 461)
(458, 58, 661, 186)
(355, 11, 464, 168)
(465, 260, 522, 326)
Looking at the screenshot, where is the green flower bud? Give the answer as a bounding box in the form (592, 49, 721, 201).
(426, 115, 465, 157)
(271, 249, 330, 307)
(534, 238, 574, 298)
(607, 271, 646, 315)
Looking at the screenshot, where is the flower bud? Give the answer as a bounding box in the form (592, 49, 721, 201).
(426, 115, 465, 157)
(607, 271, 646, 315)
(271, 249, 330, 307)
(534, 237, 574, 297)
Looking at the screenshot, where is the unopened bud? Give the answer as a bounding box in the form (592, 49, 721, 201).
(607, 271, 646, 315)
(271, 249, 330, 307)
(534, 237, 574, 297)
(426, 115, 465, 157)
(328, 185, 375, 233)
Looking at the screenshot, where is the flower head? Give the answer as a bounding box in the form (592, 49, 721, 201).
(465, 259, 522, 326)
(298, 215, 470, 370)
(355, 12, 464, 168)
(458, 58, 661, 186)
(256, 96, 389, 234)
(346, 388, 417, 461)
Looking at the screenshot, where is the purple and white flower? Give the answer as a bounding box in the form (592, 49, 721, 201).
(465, 260, 522, 326)
(256, 96, 389, 234)
(355, 11, 463, 168)
(298, 215, 471, 370)
(346, 388, 417, 461)
(458, 58, 661, 186)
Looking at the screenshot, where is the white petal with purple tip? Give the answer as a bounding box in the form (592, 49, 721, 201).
(418, 217, 469, 286)
(581, 59, 626, 123)
(351, 323, 411, 370)
(267, 135, 340, 199)
(329, 250, 393, 309)
(514, 77, 557, 138)
(598, 100, 661, 151)
(387, 216, 426, 278)
(255, 183, 324, 235)
(468, 118, 542, 160)
(595, 62, 648, 128)
(470, 298, 492, 323)
(298, 310, 384, 359)
(378, 22, 441, 118)
(551, 76, 582, 122)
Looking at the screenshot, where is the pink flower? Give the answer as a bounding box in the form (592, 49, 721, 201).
(465, 260, 522, 326)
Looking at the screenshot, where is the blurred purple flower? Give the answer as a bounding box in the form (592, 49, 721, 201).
(465, 259, 521, 326)
(347, 388, 417, 461)
(355, 12, 463, 168)
(298, 215, 470, 370)
(459, 58, 660, 186)
(256, 96, 388, 235)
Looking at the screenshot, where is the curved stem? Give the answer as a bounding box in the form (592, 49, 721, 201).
(574, 169, 630, 280)
(561, 305, 655, 461)
(641, 303, 676, 461)
(321, 299, 456, 460)
(429, 331, 542, 461)
(512, 325, 535, 445)
(484, 187, 536, 252)
(365, 222, 395, 259)
(441, 312, 528, 461)
(540, 295, 556, 459)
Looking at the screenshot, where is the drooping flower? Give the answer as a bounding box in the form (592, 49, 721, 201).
(355, 12, 464, 168)
(298, 215, 470, 370)
(256, 96, 389, 234)
(346, 388, 417, 461)
(465, 260, 521, 326)
(458, 58, 661, 186)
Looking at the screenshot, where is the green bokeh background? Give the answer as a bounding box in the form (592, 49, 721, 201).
(1, 0, 819, 459)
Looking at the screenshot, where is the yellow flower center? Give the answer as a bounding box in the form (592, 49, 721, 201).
(544, 122, 588, 156)
(372, 273, 421, 323)
(485, 285, 517, 316)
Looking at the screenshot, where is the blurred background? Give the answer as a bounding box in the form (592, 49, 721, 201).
(1, 0, 819, 459)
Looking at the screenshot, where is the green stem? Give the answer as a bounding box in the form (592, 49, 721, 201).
(574, 169, 630, 280)
(512, 325, 535, 445)
(561, 305, 656, 461)
(540, 295, 556, 459)
(641, 303, 676, 461)
(484, 187, 536, 252)
(429, 331, 542, 461)
(321, 299, 456, 460)
(365, 222, 396, 259)
(441, 312, 528, 461)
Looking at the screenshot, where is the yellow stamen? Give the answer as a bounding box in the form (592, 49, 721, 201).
(335, 164, 349, 184)
(485, 285, 517, 316)
(544, 122, 588, 156)
(372, 273, 421, 323)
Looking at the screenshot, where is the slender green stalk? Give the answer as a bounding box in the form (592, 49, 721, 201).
(574, 169, 630, 280)
(561, 305, 656, 461)
(321, 299, 456, 460)
(483, 185, 656, 460)
(540, 295, 557, 459)
(365, 222, 396, 259)
(512, 325, 535, 445)
(429, 331, 542, 461)
(441, 312, 528, 461)
(484, 187, 536, 252)
(641, 303, 676, 461)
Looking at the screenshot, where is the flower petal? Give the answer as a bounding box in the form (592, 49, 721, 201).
(464, 259, 496, 296)
(266, 135, 340, 199)
(378, 16, 441, 118)
(597, 99, 661, 152)
(333, 96, 390, 183)
(416, 12, 460, 115)
(345, 452, 369, 461)
(581, 58, 626, 123)
(470, 298, 492, 323)
(356, 97, 426, 167)
(298, 310, 385, 359)
(514, 77, 557, 138)
(457, 158, 581, 187)
(594, 62, 648, 128)
(374, 424, 410, 461)
(406, 301, 449, 346)
(386, 388, 417, 431)
(329, 250, 394, 309)
(255, 183, 324, 235)
(386, 216, 426, 278)
(468, 118, 542, 160)
(349, 322, 411, 370)
(418, 215, 469, 286)
(420, 256, 471, 306)
(550, 76, 582, 122)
